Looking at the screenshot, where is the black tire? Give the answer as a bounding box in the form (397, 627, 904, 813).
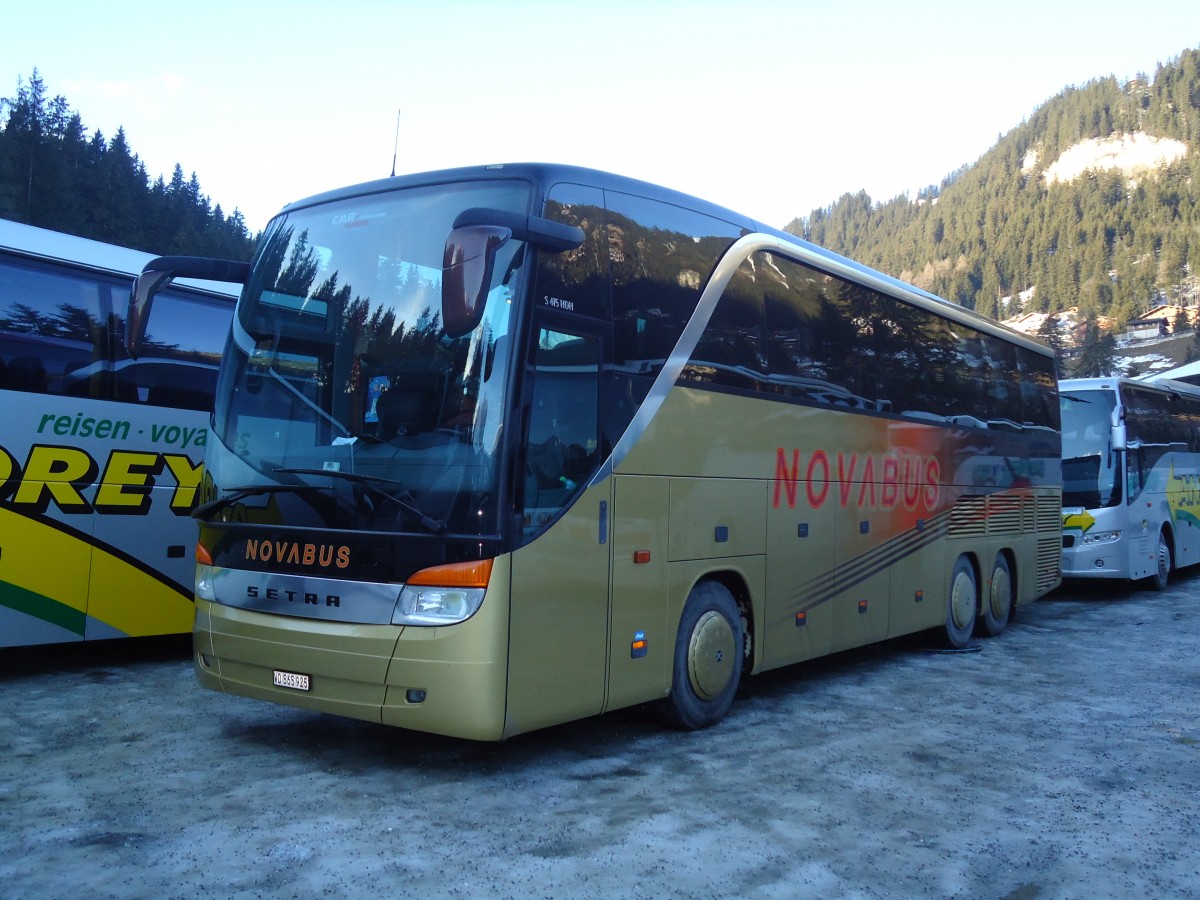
(1146, 530, 1171, 591)
(978, 553, 1013, 638)
(944, 555, 977, 649)
(663, 581, 744, 730)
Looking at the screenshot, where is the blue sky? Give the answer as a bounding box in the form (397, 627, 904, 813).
(7, 1, 1197, 234)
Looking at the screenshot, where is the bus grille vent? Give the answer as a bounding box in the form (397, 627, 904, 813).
(950, 492, 1060, 593)
(985, 493, 1024, 535)
(948, 496, 988, 537)
(1036, 492, 1062, 534)
(949, 492, 1053, 539)
(1035, 492, 1063, 593)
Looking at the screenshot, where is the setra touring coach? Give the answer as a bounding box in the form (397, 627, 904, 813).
(130, 164, 1062, 739)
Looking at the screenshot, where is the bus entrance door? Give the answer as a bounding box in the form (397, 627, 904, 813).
(503, 326, 609, 736)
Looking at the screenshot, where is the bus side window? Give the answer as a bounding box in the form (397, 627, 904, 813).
(113, 289, 229, 410)
(0, 255, 105, 396)
(608, 191, 742, 399)
(521, 329, 600, 538)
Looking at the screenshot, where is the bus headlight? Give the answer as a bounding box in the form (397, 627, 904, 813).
(1081, 530, 1121, 545)
(196, 563, 217, 601)
(392, 559, 493, 626)
(393, 586, 485, 625)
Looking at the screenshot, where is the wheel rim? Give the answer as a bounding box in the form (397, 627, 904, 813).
(1157, 537, 1170, 582)
(990, 564, 1012, 620)
(687, 610, 736, 700)
(950, 570, 975, 631)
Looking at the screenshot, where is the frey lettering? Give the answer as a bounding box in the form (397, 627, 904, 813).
(0, 443, 202, 516)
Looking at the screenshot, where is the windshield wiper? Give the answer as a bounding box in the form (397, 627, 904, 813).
(192, 484, 321, 521)
(273, 467, 446, 533)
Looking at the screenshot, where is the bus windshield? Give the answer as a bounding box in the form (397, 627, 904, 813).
(1060, 389, 1121, 509)
(211, 180, 533, 537)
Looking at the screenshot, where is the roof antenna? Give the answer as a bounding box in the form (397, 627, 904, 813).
(390, 109, 401, 177)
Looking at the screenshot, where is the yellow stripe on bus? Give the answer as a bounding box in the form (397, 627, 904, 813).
(0, 507, 193, 638)
(87, 546, 194, 637)
(0, 507, 90, 616)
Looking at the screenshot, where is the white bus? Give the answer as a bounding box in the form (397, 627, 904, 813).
(0, 219, 237, 647)
(1060, 376, 1200, 589)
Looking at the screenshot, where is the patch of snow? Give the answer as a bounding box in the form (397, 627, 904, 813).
(1120, 352, 1178, 374)
(1043, 132, 1188, 186)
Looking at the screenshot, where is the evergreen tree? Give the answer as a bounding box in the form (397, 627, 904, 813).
(1071, 316, 1118, 377)
(1036, 313, 1064, 355)
(0, 70, 254, 260)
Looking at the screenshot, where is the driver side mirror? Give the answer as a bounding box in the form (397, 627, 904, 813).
(127, 256, 248, 358)
(441, 225, 511, 339)
(1111, 407, 1127, 452)
(441, 208, 584, 338)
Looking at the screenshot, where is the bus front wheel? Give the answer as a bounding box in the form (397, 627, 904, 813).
(944, 556, 977, 648)
(1147, 531, 1171, 591)
(978, 553, 1012, 637)
(664, 581, 743, 730)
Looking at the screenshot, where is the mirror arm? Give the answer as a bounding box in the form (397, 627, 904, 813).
(139, 256, 251, 284)
(126, 256, 249, 359)
(453, 208, 583, 252)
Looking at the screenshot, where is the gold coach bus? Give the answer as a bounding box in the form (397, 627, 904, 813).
(131, 164, 1062, 739)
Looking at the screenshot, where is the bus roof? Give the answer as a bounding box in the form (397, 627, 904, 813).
(1062, 375, 1200, 400)
(1140, 358, 1200, 385)
(0, 218, 239, 298)
(276, 162, 1054, 358)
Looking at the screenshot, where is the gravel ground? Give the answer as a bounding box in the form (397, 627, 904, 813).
(1, 575, 1197, 899)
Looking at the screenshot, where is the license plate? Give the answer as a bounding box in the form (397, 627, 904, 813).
(273, 670, 311, 691)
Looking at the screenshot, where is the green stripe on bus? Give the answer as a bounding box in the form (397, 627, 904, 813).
(0, 581, 87, 636)
(1177, 509, 1200, 529)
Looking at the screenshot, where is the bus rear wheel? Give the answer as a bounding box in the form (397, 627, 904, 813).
(664, 581, 743, 730)
(944, 555, 977, 649)
(978, 553, 1012, 637)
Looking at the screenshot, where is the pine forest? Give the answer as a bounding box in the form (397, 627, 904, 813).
(789, 47, 1200, 365)
(4, 51, 1200, 371)
(0, 70, 254, 261)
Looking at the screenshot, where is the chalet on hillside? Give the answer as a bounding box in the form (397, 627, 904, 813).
(1122, 317, 1169, 342)
(1140, 304, 1199, 332)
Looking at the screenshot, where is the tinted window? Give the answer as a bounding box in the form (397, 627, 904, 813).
(538, 183, 609, 321)
(0, 252, 232, 408)
(1125, 386, 1188, 450)
(685, 250, 1059, 430)
(607, 192, 743, 389)
(112, 289, 232, 410)
(685, 252, 888, 410)
(0, 255, 107, 395)
(521, 327, 600, 540)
